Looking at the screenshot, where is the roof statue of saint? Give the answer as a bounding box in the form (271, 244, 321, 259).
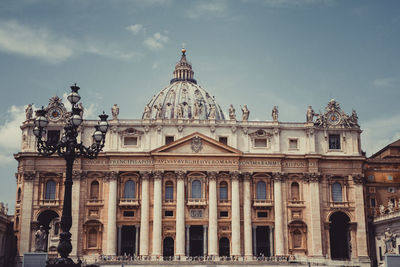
(143, 48, 225, 120)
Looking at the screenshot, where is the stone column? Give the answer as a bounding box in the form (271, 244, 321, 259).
(203, 225, 208, 256)
(273, 172, 284, 256)
(135, 225, 139, 256)
(152, 171, 163, 257)
(175, 171, 186, 257)
(269, 226, 274, 257)
(243, 173, 253, 258)
(71, 171, 83, 257)
(20, 172, 35, 254)
(106, 171, 118, 255)
(231, 172, 241, 256)
(140, 172, 150, 256)
(186, 225, 190, 256)
(352, 174, 369, 257)
(308, 173, 323, 257)
(207, 171, 218, 256)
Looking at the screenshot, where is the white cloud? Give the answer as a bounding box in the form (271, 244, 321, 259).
(362, 113, 400, 156)
(0, 20, 73, 63)
(373, 77, 397, 88)
(0, 105, 26, 151)
(0, 20, 141, 63)
(244, 0, 335, 8)
(126, 24, 144, 35)
(144, 32, 169, 50)
(187, 0, 228, 19)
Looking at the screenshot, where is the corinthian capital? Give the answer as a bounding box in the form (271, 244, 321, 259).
(207, 171, 218, 180)
(272, 172, 285, 181)
(230, 171, 240, 180)
(105, 171, 119, 181)
(352, 174, 365, 184)
(72, 170, 87, 180)
(23, 172, 35, 181)
(153, 170, 163, 180)
(242, 172, 252, 180)
(304, 172, 322, 183)
(175, 170, 186, 180)
(140, 171, 151, 180)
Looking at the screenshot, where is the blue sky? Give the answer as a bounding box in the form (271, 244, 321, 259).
(0, 0, 399, 212)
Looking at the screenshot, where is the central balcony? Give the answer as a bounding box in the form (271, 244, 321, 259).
(119, 198, 140, 207)
(187, 198, 207, 208)
(253, 199, 273, 208)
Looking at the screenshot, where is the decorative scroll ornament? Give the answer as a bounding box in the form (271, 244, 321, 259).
(314, 99, 359, 128)
(191, 136, 203, 153)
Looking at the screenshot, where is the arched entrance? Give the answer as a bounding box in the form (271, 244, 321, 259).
(329, 212, 350, 260)
(163, 237, 174, 258)
(36, 210, 59, 252)
(219, 237, 230, 257)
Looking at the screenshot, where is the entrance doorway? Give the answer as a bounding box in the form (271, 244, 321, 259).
(189, 225, 203, 257)
(37, 210, 59, 252)
(219, 237, 230, 257)
(329, 212, 350, 260)
(163, 237, 174, 258)
(121, 226, 136, 256)
(255, 226, 270, 257)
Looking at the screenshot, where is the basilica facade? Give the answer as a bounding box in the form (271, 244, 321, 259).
(14, 49, 370, 266)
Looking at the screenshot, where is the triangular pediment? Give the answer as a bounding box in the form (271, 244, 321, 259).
(151, 132, 242, 156)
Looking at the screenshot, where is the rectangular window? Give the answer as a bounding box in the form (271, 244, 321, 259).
(368, 175, 375, 181)
(289, 139, 298, 149)
(123, 211, 134, 217)
(124, 137, 138, 146)
(164, 210, 173, 217)
(254, 138, 267, 148)
(165, 136, 174, 145)
(219, 211, 229, 217)
(388, 175, 393, 181)
(329, 134, 341, 150)
(219, 137, 228, 145)
(257, 212, 268, 218)
(47, 130, 60, 146)
(370, 198, 376, 207)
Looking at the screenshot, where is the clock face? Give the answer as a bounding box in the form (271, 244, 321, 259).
(327, 111, 341, 125)
(48, 107, 62, 121)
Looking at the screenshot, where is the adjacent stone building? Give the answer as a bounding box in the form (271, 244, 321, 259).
(365, 139, 400, 266)
(14, 49, 370, 266)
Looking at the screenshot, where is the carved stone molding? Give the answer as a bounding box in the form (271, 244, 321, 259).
(273, 128, 280, 135)
(105, 171, 119, 181)
(231, 126, 237, 133)
(144, 126, 150, 133)
(210, 126, 216, 133)
(175, 170, 186, 180)
(23, 172, 36, 181)
(110, 125, 118, 133)
(352, 174, 365, 184)
(177, 125, 184, 132)
(304, 173, 322, 183)
(242, 127, 248, 135)
(72, 170, 87, 180)
(207, 171, 218, 180)
(272, 172, 285, 182)
(140, 171, 151, 180)
(153, 170, 163, 180)
(306, 128, 314, 136)
(230, 171, 240, 180)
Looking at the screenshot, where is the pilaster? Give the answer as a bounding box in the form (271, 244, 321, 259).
(106, 171, 118, 255)
(207, 171, 218, 256)
(273, 172, 285, 256)
(231, 171, 241, 256)
(139, 171, 151, 256)
(243, 172, 253, 258)
(175, 171, 186, 257)
(152, 171, 163, 257)
(20, 172, 35, 255)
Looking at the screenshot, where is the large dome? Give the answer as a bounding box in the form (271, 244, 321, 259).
(142, 49, 225, 120)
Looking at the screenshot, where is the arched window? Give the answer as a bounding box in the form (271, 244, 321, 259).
(17, 188, 21, 201)
(165, 181, 173, 201)
(90, 181, 99, 200)
(332, 182, 342, 202)
(219, 181, 228, 201)
(124, 180, 135, 199)
(88, 229, 97, 248)
(291, 182, 300, 201)
(256, 181, 266, 200)
(293, 229, 302, 248)
(45, 180, 56, 200)
(192, 180, 201, 199)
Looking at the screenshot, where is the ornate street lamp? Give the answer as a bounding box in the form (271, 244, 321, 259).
(33, 84, 108, 266)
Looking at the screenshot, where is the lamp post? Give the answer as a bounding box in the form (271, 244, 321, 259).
(33, 84, 109, 266)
